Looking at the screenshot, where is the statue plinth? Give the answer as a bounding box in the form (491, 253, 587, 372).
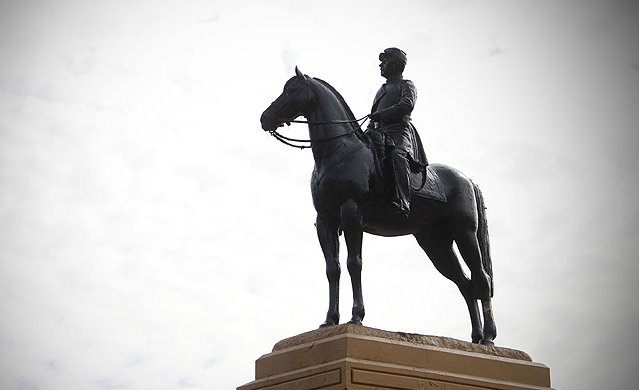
(237, 324, 552, 390)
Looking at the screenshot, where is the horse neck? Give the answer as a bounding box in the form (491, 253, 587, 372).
(306, 85, 363, 166)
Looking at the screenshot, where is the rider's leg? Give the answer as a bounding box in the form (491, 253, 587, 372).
(389, 148, 411, 215)
(384, 131, 413, 216)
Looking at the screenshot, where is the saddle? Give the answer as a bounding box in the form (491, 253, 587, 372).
(371, 150, 447, 204)
(364, 129, 446, 204)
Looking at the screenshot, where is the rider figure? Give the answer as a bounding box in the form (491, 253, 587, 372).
(366, 48, 428, 217)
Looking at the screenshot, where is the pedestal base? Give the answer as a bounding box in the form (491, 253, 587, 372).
(238, 324, 552, 390)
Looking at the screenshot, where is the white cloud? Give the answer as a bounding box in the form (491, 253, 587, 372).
(1, 1, 637, 389)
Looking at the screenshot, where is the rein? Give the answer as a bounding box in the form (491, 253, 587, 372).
(269, 115, 369, 150)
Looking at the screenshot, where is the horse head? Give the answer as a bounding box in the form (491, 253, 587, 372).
(260, 67, 316, 132)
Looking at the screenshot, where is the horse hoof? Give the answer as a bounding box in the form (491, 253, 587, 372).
(320, 317, 339, 328)
(320, 312, 339, 328)
(479, 339, 495, 346)
(347, 319, 362, 326)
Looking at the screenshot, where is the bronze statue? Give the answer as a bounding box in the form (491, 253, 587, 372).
(260, 64, 497, 345)
(366, 48, 427, 218)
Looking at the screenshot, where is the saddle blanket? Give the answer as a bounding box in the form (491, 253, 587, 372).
(410, 166, 447, 203)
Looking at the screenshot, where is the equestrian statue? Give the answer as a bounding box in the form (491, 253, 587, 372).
(260, 48, 497, 345)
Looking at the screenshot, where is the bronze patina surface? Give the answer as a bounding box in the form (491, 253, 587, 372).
(261, 52, 497, 345)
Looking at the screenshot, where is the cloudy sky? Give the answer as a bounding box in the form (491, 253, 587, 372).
(1, 0, 638, 389)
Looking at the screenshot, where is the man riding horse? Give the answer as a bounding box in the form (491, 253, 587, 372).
(366, 48, 428, 218)
(260, 61, 497, 345)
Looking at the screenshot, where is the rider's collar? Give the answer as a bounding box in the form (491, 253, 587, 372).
(384, 75, 404, 83)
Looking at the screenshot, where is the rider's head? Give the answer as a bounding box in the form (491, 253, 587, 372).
(379, 47, 406, 79)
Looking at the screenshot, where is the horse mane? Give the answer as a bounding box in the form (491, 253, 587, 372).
(312, 78, 368, 143)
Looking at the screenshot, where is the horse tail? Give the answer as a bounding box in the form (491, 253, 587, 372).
(473, 182, 494, 297)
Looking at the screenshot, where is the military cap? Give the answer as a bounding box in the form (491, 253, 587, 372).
(379, 47, 407, 65)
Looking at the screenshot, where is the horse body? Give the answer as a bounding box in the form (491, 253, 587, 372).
(358, 163, 463, 236)
(261, 68, 497, 345)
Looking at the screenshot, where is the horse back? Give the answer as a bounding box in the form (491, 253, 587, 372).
(362, 163, 478, 236)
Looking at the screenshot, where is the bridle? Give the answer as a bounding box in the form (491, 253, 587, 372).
(268, 115, 370, 150)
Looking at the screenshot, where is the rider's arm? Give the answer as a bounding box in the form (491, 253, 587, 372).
(372, 80, 416, 123)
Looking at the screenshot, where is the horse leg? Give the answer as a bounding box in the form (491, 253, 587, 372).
(453, 228, 491, 301)
(453, 228, 496, 344)
(316, 214, 341, 327)
(340, 199, 365, 325)
(414, 230, 483, 343)
(480, 299, 497, 345)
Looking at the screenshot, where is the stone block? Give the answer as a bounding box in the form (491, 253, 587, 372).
(238, 324, 552, 390)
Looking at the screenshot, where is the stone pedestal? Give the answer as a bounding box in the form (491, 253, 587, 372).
(238, 324, 552, 390)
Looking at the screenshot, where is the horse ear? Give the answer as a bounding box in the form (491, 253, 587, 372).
(295, 66, 306, 79)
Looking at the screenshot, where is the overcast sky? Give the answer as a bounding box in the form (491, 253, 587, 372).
(1, 1, 638, 389)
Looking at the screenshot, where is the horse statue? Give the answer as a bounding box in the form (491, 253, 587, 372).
(260, 67, 497, 345)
